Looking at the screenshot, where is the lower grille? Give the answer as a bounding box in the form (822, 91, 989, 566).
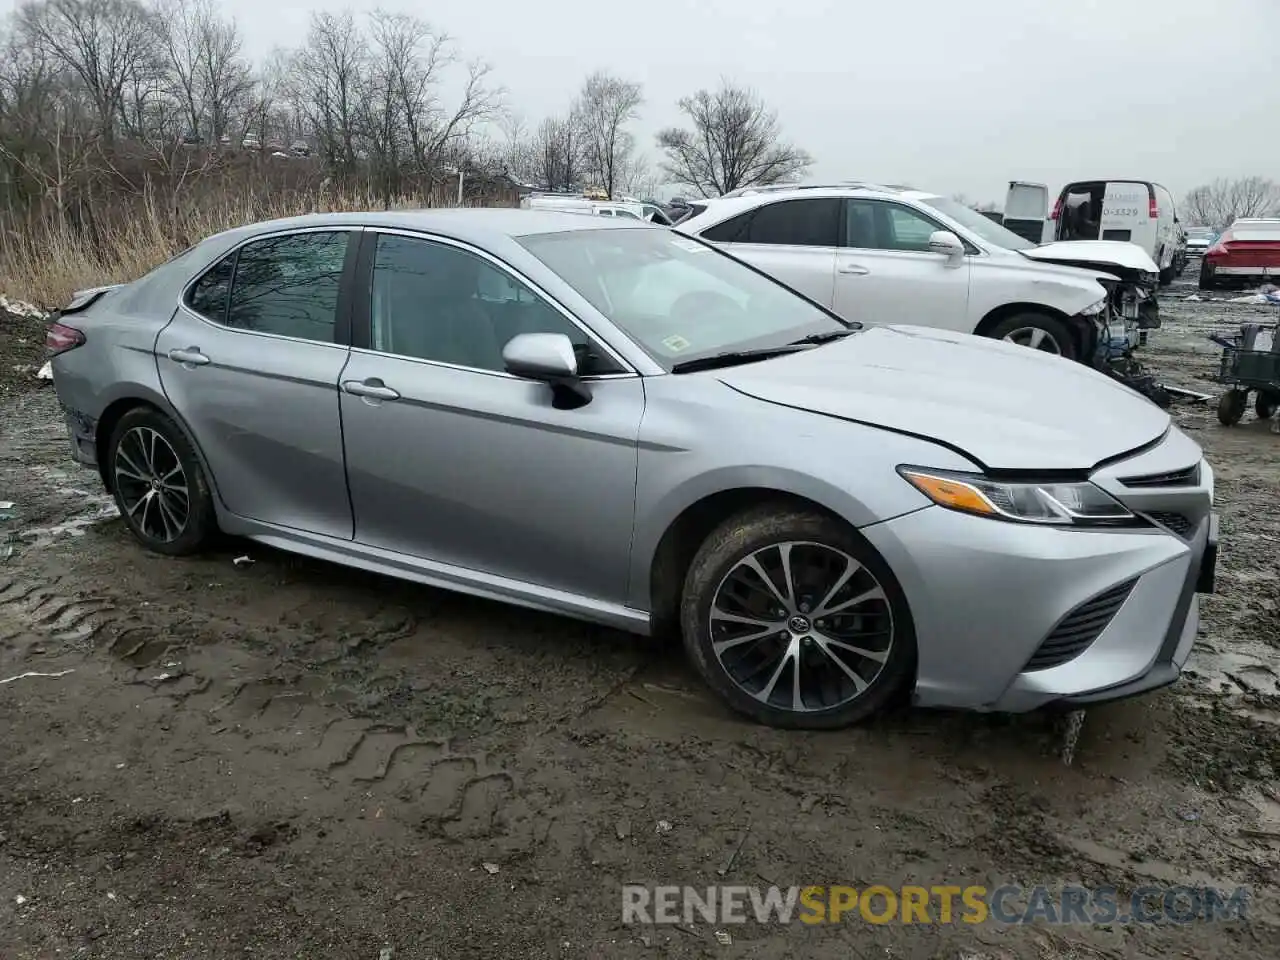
(1148, 511, 1194, 538)
(1024, 580, 1137, 672)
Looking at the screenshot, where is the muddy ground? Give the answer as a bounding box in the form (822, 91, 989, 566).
(1, 269, 1279, 959)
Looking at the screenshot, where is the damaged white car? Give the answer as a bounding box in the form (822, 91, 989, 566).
(676, 184, 1158, 367)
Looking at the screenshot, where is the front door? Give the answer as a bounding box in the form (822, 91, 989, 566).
(832, 199, 972, 332)
(155, 228, 357, 538)
(337, 230, 644, 603)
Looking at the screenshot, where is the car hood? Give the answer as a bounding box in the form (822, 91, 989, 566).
(1021, 241, 1159, 274)
(716, 325, 1170, 471)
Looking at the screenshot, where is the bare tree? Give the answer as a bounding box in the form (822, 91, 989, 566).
(18, 0, 159, 141)
(1183, 177, 1280, 230)
(657, 79, 812, 197)
(575, 71, 642, 199)
(195, 3, 252, 141)
(530, 114, 582, 191)
(290, 11, 368, 176)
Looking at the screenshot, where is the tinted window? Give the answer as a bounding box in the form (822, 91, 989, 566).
(745, 199, 840, 246)
(700, 211, 753, 243)
(369, 234, 619, 374)
(186, 254, 234, 323)
(225, 232, 350, 341)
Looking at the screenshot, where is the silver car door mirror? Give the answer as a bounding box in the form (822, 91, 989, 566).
(502, 332, 591, 409)
(928, 230, 966, 265)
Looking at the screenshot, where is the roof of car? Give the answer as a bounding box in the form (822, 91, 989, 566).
(205, 207, 647, 247)
(680, 184, 944, 225)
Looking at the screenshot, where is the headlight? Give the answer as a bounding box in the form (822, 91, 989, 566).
(898, 467, 1134, 525)
(1079, 297, 1107, 316)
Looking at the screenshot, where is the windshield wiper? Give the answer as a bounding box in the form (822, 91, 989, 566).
(787, 328, 859, 346)
(670, 345, 809, 374)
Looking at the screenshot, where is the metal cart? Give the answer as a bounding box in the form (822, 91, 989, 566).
(1209, 322, 1280, 426)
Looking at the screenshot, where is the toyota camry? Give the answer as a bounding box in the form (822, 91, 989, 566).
(47, 209, 1217, 729)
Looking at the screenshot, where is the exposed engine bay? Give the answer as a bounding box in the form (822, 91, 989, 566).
(1020, 241, 1206, 408)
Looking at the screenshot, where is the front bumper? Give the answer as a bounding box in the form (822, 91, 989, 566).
(861, 442, 1215, 712)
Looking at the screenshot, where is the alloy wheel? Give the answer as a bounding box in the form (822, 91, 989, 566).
(113, 426, 190, 543)
(1002, 327, 1062, 354)
(708, 541, 894, 714)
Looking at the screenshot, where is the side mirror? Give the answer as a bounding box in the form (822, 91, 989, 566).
(928, 230, 966, 264)
(502, 332, 591, 408)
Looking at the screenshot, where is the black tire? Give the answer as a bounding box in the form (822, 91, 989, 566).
(679, 504, 916, 730)
(1158, 266, 1174, 286)
(107, 406, 217, 556)
(1217, 389, 1248, 427)
(1199, 261, 1218, 291)
(1257, 391, 1280, 420)
(985, 312, 1079, 361)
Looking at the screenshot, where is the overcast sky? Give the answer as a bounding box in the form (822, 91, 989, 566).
(224, 0, 1277, 204)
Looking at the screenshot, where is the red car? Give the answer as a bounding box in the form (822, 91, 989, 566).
(1200, 218, 1280, 290)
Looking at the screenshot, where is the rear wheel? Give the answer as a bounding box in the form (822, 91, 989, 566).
(680, 505, 915, 730)
(985, 312, 1078, 361)
(107, 407, 216, 556)
(1199, 261, 1218, 291)
(1217, 389, 1248, 426)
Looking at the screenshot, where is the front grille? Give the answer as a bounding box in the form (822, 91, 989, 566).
(1148, 511, 1194, 538)
(1024, 580, 1136, 672)
(1119, 464, 1200, 488)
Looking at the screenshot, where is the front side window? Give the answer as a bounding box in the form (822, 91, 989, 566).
(518, 228, 850, 371)
(221, 231, 351, 341)
(369, 234, 620, 374)
(881, 204, 941, 252)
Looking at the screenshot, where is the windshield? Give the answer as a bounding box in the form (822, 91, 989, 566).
(518, 228, 850, 371)
(1186, 227, 1216, 239)
(916, 195, 1038, 251)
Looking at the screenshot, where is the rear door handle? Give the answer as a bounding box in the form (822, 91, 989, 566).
(167, 347, 209, 366)
(838, 263, 870, 275)
(342, 379, 400, 401)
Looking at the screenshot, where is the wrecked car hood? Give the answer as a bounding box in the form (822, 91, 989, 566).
(717, 325, 1171, 471)
(1022, 241, 1159, 276)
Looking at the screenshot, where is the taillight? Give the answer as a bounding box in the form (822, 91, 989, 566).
(1049, 196, 1062, 221)
(1149, 196, 1158, 220)
(46, 320, 85, 356)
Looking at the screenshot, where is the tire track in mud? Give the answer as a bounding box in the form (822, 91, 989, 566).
(0, 559, 540, 853)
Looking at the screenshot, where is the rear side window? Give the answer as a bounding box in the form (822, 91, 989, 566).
(225, 231, 351, 342)
(744, 199, 840, 247)
(186, 254, 234, 323)
(700, 211, 753, 242)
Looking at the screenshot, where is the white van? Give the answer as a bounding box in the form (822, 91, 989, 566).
(1003, 180, 1182, 285)
(520, 194, 650, 221)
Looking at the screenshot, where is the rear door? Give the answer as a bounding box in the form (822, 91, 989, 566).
(698, 197, 840, 306)
(831, 199, 972, 330)
(156, 228, 358, 539)
(1002, 181, 1048, 244)
(1100, 181, 1152, 250)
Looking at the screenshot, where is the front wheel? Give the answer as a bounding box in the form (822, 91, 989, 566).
(1217, 389, 1248, 426)
(985, 312, 1079, 361)
(679, 505, 916, 729)
(107, 406, 217, 555)
(1257, 391, 1280, 420)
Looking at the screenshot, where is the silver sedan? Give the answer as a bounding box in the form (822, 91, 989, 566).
(48, 209, 1218, 728)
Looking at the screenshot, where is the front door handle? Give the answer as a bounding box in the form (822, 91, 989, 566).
(342, 379, 400, 401)
(167, 347, 209, 366)
(838, 263, 870, 276)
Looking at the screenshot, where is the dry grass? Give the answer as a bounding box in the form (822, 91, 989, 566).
(0, 183, 498, 309)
